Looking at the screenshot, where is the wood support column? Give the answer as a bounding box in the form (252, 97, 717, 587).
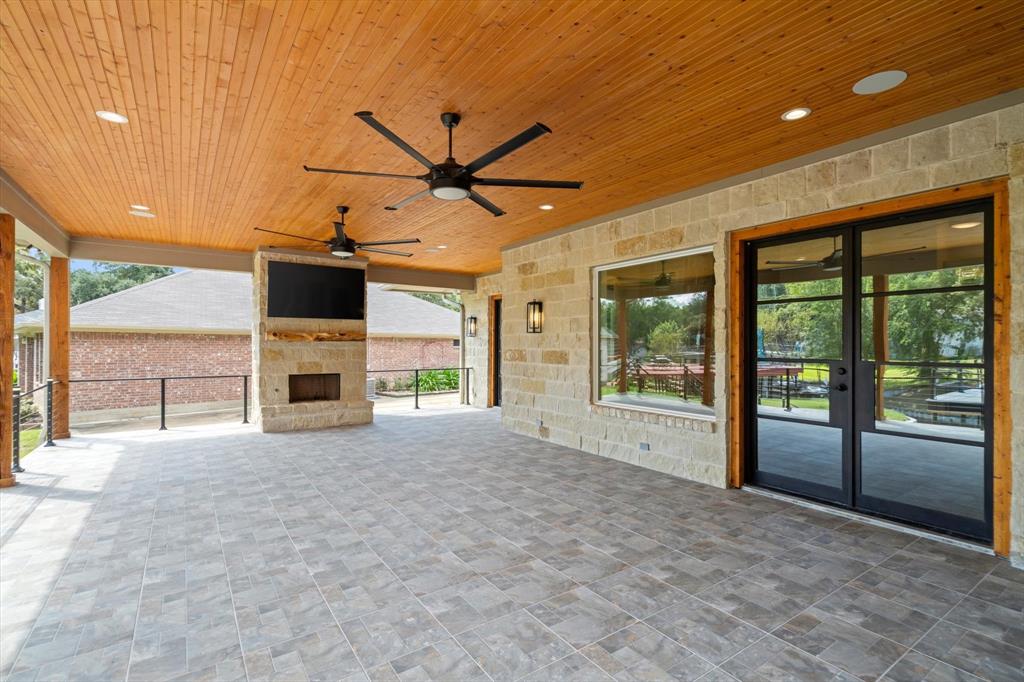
(0, 214, 15, 487)
(701, 286, 715, 407)
(49, 257, 70, 440)
(616, 294, 628, 394)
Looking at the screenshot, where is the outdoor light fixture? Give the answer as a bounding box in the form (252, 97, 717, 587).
(951, 221, 980, 229)
(466, 316, 478, 337)
(526, 300, 543, 333)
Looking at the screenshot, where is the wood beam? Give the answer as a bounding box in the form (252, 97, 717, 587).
(48, 257, 70, 440)
(0, 214, 15, 487)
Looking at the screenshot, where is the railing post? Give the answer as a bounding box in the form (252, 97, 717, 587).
(414, 369, 420, 409)
(159, 378, 167, 430)
(12, 389, 23, 472)
(44, 380, 55, 447)
(242, 375, 249, 424)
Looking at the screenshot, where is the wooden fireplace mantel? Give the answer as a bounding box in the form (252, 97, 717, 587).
(265, 330, 367, 342)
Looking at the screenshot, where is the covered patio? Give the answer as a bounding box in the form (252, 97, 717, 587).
(2, 407, 1021, 681)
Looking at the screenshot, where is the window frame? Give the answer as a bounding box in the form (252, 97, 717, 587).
(590, 244, 717, 419)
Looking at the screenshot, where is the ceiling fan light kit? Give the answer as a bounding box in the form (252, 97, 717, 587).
(304, 111, 583, 217)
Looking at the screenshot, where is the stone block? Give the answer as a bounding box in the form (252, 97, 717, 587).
(997, 104, 1024, 144)
(836, 150, 871, 185)
(872, 138, 910, 176)
(752, 176, 779, 205)
(929, 150, 1007, 187)
(777, 168, 805, 199)
(542, 350, 569, 365)
(805, 160, 836, 192)
(729, 184, 753, 211)
(910, 127, 950, 166)
(951, 113, 998, 157)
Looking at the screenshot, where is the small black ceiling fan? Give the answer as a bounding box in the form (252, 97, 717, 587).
(255, 205, 420, 259)
(303, 111, 583, 217)
(617, 261, 674, 290)
(767, 236, 926, 272)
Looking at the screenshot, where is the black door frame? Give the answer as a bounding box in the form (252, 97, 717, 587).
(489, 295, 502, 407)
(744, 198, 994, 543)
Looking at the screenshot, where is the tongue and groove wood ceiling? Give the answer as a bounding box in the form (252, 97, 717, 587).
(2, 0, 1023, 274)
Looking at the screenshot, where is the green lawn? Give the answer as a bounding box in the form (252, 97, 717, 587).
(758, 396, 908, 421)
(18, 427, 42, 459)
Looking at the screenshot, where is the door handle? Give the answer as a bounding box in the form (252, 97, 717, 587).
(832, 383, 848, 392)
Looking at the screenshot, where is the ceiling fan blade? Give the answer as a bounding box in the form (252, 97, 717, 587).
(356, 238, 422, 247)
(473, 177, 583, 190)
(770, 264, 820, 271)
(863, 246, 928, 259)
(355, 111, 435, 170)
(461, 123, 551, 176)
(254, 227, 330, 244)
(384, 189, 432, 211)
(302, 165, 423, 180)
(357, 246, 413, 257)
(468, 190, 505, 217)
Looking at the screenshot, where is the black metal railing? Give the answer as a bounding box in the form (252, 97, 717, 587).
(68, 374, 251, 431)
(12, 379, 58, 473)
(366, 367, 472, 409)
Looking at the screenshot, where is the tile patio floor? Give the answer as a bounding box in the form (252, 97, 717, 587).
(1, 407, 1022, 681)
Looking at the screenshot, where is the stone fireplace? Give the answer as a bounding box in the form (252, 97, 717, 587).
(252, 248, 373, 432)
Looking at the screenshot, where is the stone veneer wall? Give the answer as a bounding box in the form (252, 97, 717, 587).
(252, 249, 372, 432)
(463, 103, 1024, 561)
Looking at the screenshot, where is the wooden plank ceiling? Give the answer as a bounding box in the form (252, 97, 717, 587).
(2, 0, 1023, 275)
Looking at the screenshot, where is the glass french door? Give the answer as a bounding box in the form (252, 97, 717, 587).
(746, 200, 993, 542)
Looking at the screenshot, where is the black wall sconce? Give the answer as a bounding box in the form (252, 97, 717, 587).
(465, 315, 478, 337)
(526, 300, 543, 333)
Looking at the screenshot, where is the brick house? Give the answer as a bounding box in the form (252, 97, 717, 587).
(14, 269, 459, 420)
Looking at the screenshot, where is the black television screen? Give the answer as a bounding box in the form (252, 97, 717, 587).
(266, 261, 366, 320)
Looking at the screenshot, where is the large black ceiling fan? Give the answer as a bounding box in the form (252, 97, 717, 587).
(255, 205, 420, 259)
(303, 111, 583, 217)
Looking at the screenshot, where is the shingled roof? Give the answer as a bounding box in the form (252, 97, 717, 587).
(14, 269, 460, 338)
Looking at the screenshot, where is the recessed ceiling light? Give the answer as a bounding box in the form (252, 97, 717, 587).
(96, 110, 128, 124)
(852, 70, 907, 95)
(951, 221, 980, 229)
(437, 245, 448, 249)
(129, 204, 150, 211)
(129, 209, 155, 218)
(780, 107, 811, 122)
(539, 204, 554, 210)
(424, 247, 441, 254)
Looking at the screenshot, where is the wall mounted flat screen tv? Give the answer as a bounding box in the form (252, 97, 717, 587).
(266, 261, 366, 320)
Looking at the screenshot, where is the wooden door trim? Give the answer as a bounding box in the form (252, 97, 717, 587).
(488, 294, 502, 408)
(727, 178, 1011, 555)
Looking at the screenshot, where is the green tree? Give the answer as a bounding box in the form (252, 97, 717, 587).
(648, 320, 684, 356)
(71, 263, 175, 305)
(410, 291, 461, 311)
(14, 251, 46, 313)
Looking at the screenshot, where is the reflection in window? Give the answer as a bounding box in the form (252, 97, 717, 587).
(595, 249, 715, 416)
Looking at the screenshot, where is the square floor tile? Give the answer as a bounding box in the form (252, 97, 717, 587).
(582, 622, 715, 681)
(589, 568, 687, 620)
(526, 587, 635, 649)
(456, 610, 574, 681)
(646, 598, 763, 665)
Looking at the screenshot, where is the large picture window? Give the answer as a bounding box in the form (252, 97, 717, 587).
(593, 247, 716, 416)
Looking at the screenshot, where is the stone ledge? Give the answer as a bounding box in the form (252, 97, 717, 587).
(590, 402, 717, 433)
